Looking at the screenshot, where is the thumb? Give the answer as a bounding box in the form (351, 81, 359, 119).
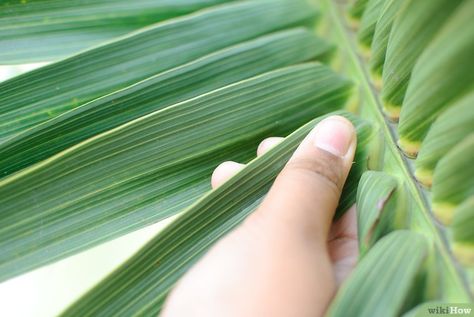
(161, 116, 357, 317)
(251, 115, 356, 244)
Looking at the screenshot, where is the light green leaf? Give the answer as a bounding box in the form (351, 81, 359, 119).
(452, 198, 474, 266)
(398, 0, 474, 155)
(327, 230, 428, 317)
(61, 112, 373, 317)
(0, 0, 234, 64)
(452, 198, 474, 244)
(369, 0, 404, 80)
(357, 0, 388, 50)
(349, 0, 370, 20)
(381, 0, 463, 117)
(356, 170, 402, 255)
(0, 63, 352, 282)
(432, 134, 474, 224)
(0, 0, 317, 142)
(415, 92, 474, 186)
(0, 28, 333, 178)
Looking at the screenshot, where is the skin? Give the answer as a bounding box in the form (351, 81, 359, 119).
(161, 116, 359, 317)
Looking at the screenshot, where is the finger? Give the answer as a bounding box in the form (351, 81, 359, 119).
(328, 206, 359, 285)
(257, 137, 284, 156)
(212, 137, 284, 189)
(254, 115, 357, 244)
(211, 161, 245, 189)
(329, 205, 357, 242)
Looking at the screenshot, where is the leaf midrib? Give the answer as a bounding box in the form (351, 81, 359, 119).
(321, 0, 472, 299)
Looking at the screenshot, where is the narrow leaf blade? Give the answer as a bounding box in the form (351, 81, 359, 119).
(432, 134, 474, 224)
(369, 0, 404, 79)
(327, 230, 428, 317)
(349, 0, 370, 20)
(452, 198, 474, 266)
(357, 0, 388, 49)
(356, 170, 400, 255)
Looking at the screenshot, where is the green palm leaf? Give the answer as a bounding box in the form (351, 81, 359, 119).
(357, 0, 387, 50)
(349, 0, 370, 21)
(356, 171, 405, 255)
(327, 230, 428, 317)
(432, 134, 474, 224)
(0, 0, 234, 64)
(452, 198, 474, 266)
(369, 0, 403, 81)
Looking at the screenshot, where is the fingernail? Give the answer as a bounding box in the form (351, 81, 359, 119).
(313, 117, 354, 157)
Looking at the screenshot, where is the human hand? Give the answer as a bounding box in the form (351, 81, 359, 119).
(161, 116, 359, 317)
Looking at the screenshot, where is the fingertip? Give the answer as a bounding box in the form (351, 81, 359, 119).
(211, 161, 245, 189)
(257, 137, 284, 156)
(313, 116, 356, 160)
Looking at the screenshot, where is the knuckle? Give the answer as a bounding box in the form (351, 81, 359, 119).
(284, 154, 344, 193)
